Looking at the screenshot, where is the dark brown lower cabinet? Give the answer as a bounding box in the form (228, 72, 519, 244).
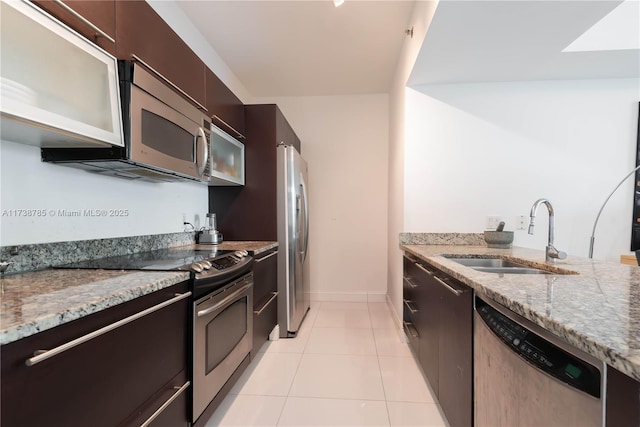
(402, 257, 421, 357)
(437, 276, 473, 427)
(252, 249, 278, 356)
(403, 254, 473, 427)
(1, 281, 190, 427)
(606, 365, 640, 427)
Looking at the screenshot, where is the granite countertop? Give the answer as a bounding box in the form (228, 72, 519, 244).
(0, 241, 276, 346)
(401, 244, 640, 382)
(189, 241, 278, 255)
(0, 269, 189, 345)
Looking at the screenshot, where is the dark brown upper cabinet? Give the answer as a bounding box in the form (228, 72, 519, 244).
(32, 0, 116, 55)
(115, 0, 206, 110)
(206, 67, 246, 139)
(209, 104, 301, 241)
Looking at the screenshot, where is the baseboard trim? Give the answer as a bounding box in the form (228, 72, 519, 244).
(310, 291, 387, 303)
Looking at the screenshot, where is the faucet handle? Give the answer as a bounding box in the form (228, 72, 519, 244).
(547, 245, 567, 261)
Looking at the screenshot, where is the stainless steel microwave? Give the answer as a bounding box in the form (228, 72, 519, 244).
(42, 61, 210, 182)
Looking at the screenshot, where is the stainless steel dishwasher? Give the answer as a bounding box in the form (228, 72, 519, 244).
(474, 297, 605, 427)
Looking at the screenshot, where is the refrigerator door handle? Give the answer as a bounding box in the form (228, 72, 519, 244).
(300, 173, 309, 263)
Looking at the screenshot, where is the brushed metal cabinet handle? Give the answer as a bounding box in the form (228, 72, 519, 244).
(254, 292, 278, 315)
(403, 321, 419, 338)
(403, 276, 418, 288)
(255, 251, 278, 263)
(140, 381, 190, 427)
(131, 54, 208, 111)
(26, 292, 192, 367)
(403, 299, 418, 314)
(212, 114, 246, 140)
(52, 0, 115, 43)
(415, 262, 464, 296)
(414, 262, 434, 276)
(432, 276, 464, 297)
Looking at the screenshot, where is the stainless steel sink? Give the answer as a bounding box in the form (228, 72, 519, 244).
(470, 266, 551, 275)
(444, 257, 552, 275)
(445, 258, 528, 268)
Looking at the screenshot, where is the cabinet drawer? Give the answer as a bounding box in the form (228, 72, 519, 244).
(1, 282, 189, 427)
(253, 250, 278, 301)
(119, 370, 189, 427)
(403, 313, 420, 357)
(252, 291, 278, 355)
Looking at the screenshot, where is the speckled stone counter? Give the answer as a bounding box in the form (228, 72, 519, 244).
(401, 244, 640, 382)
(0, 269, 189, 345)
(0, 231, 196, 274)
(190, 241, 278, 255)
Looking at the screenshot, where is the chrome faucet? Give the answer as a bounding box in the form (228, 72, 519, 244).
(528, 198, 567, 263)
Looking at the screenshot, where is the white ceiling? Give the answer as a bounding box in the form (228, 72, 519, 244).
(409, 0, 640, 86)
(176, 0, 639, 97)
(177, 0, 416, 97)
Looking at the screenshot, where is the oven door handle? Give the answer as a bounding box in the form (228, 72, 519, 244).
(197, 283, 252, 318)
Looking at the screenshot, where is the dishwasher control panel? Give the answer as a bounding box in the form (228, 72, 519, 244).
(477, 302, 601, 398)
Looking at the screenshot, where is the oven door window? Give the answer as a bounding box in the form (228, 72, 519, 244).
(205, 298, 248, 375)
(141, 109, 194, 162)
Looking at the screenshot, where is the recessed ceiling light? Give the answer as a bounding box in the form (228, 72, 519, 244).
(334, 0, 345, 7)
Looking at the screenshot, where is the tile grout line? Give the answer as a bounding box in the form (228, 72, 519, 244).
(275, 303, 321, 426)
(370, 302, 393, 427)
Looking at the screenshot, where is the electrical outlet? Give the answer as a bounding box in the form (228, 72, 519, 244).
(486, 215, 502, 230)
(516, 215, 527, 231)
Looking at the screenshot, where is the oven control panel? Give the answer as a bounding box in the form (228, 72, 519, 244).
(190, 250, 249, 273)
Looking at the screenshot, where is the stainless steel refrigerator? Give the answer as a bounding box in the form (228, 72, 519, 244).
(276, 143, 310, 337)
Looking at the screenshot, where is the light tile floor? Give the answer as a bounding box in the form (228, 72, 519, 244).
(204, 301, 450, 427)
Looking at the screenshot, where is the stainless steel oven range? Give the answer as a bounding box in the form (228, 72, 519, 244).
(57, 247, 254, 425)
(193, 270, 252, 421)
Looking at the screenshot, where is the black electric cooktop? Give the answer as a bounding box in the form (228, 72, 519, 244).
(57, 248, 232, 271)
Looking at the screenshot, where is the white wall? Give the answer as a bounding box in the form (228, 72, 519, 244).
(0, 140, 208, 245)
(405, 78, 640, 261)
(251, 95, 390, 301)
(387, 1, 439, 320)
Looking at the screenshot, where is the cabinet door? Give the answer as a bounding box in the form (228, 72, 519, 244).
(115, 0, 206, 109)
(32, 0, 116, 54)
(206, 67, 245, 139)
(606, 365, 640, 427)
(437, 276, 473, 427)
(275, 106, 301, 153)
(252, 250, 278, 354)
(1, 282, 189, 427)
(415, 264, 442, 395)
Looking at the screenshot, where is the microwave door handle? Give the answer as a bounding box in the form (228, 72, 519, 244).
(195, 127, 209, 178)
